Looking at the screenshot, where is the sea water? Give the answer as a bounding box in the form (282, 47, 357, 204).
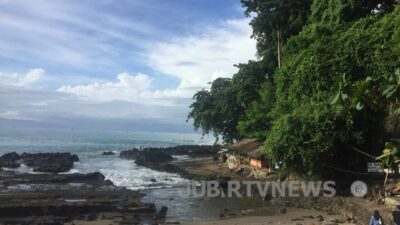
(0, 127, 212, 190)
(0, 127, 269, 221)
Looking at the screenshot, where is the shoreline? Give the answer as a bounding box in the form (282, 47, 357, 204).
(0, 146, 395, 225)
(118, 147, 396, 225)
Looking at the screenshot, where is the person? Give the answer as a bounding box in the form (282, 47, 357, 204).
(393, 205, 400, 225)
(370, 210, 384, 225)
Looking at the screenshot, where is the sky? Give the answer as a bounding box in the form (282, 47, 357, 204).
(0, 0, 257, 132)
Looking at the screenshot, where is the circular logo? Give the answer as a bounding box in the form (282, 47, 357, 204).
(350, 180, 368, 197)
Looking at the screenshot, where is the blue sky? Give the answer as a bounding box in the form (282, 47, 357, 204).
(0, 0, 256, 132)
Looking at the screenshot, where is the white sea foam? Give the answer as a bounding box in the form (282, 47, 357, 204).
(1, 164, 48, 174)
(172, 155, 191, 160)
(73, 154, 188, 190)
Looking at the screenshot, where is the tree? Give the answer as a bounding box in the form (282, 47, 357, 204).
(242, 0, 313, 69)
(189, 0, 400, 177)
(188, 61, 268, 143)
(264, 3, 400, 176)
(238, 82, 275, 140)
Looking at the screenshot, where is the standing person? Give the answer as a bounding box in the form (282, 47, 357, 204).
(370, 210, 384, 225)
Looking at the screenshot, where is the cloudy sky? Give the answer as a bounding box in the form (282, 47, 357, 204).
(0, 0, 256, 132)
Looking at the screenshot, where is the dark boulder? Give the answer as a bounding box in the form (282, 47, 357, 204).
(70, 154, 79, 162)
(121, 149, 173, 165)
(85, 172, 106, 182)
(135, 152, 173, 165)
(0, 152, 79, 173)
(20, 153, 79, 173)
(102, 151, 115, 156)
(0, 152, 21, 168)
(120, 149, 139, 160)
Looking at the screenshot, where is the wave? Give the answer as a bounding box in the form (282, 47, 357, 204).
(72, 154, 188, 190)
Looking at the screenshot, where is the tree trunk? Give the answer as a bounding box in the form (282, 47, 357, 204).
(383, 170, 389, 196)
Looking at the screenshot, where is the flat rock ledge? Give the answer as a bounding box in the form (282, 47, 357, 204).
(0, 170, 168, 225)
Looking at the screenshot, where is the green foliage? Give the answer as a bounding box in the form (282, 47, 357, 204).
(241, 0, 313, 69)
(330, 69, 400, 115)
(187, 89, 215, 137)
(232, 60, 270, 108)
(187, 78, 237, 143)
(265, 103, 337, 175)
(189, 0, 400, 177)
(376, 141, 400, 170)
(238, 82, 275, 140)
(375, 141, 400, 190)
(188, 61, 267, 143)
(310, 0, 395, 24)
(265, 3, 400, 175)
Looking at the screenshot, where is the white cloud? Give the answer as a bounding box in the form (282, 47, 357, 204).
(0, 18, 257, 128)
(0, 68, 45, 87)
(148, 18, 257, 90)
(7, 18, 257, 120)
(58, 73, 153, 103)
(20, 68, 45, 85)
(57, 72, 195, 105)
(0, 110, 23, 120)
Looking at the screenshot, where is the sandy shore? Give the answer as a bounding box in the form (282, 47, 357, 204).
(183, 208, 356, 225)
(66, 207, 356, 225)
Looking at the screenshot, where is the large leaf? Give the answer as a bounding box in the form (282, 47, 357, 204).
(329, 91, 341, 105)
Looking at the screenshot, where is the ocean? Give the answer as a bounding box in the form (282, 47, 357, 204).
(0, 127, 268, 221)
(0, 127, 214, 190)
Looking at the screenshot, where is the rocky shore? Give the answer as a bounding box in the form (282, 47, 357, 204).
(119, 145, 275, 181)
(118, 146, 395, 225)
(0, 152, 169, 225)
(0, 147, 393, 225)
(119, 145, 221, 180)
(0, 146, 220, 225)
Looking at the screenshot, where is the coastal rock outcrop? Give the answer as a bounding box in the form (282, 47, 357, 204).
(120, 145, 219, 159)
(120, 149, 173, 163)
(120, 149, 139, 160)
(135, 152, 173, 164)
(0, 152, 21, 168)
(0, 152, 79, 173)
(102, 151, 115, 155)
(0, 170, 165, 224)
(120, 145, 224, 179)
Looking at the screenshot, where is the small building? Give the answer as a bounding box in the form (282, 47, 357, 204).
(226, 138, 272, 171)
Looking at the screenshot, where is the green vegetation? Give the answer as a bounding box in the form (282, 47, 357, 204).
(376, 141, 400, 188)
(188, 0, 400, 177)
